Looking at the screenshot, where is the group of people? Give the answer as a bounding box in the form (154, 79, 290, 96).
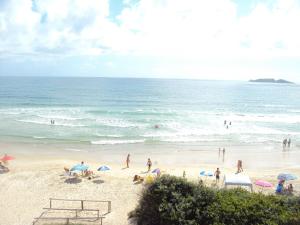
(224, 120, 232, 129)
(126, 154, 153, 173)
(218, 148, 226, 157)
(276, 180, 293, 195)
(282, 138, 291, 148)
(212, 159, 243, 184)
(50, 119, 55, 125)
(218, 147, 226, 162)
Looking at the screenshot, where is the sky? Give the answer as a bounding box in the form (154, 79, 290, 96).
(0, 0, 300, 82)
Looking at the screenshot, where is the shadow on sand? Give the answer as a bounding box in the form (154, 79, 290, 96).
(92, 179, 105, 184)
(64, 177, 82, 184)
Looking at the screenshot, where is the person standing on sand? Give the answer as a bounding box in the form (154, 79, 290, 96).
(236, 160, 243, 173)
(224, 120, 227, 126)
(287, 138, 291, 148)
(222, 148, 225, 162)
(214, 168, 221, 183)
(147, 158, 152, 172)
(283, 139, 287, 148)
(218, 148, 221, 158)
(126, 154, 130, 168)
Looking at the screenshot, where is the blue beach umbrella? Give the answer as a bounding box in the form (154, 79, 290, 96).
(70, 164, 89, 172)
(277, 173, 297, 181)
(200, 171, 214, 177)
(98, 165, 110, 171)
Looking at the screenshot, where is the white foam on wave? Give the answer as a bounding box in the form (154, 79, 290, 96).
(33, 136, 47, 139)
(95, 133, 125, 138)
(65, 148, 86, 152)
(225, 113, 300, 124)
(17, 119, 86, 127)
(36, 114, 84, 121)
(161, 136, 223, 143)
(95, 118, 143, 128)
(91, 139, 145, 145)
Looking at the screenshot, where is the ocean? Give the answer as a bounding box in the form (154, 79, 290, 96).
(0, 77, 299, 148)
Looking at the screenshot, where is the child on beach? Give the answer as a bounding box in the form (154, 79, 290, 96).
(147, 158, 152, 172)
(214, 168, 221, 183)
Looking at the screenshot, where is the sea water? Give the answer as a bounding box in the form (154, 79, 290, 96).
(0, 77, 299, 148)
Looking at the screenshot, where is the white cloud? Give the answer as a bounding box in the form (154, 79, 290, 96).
(0, 0, 300, 79)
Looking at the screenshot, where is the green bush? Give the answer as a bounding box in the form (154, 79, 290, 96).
(129, 175, 300, 225)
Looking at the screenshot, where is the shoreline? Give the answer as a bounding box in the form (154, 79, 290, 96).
(1, 140, 299, 169)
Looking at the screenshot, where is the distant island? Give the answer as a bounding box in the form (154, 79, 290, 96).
(249, 78, 294, 84)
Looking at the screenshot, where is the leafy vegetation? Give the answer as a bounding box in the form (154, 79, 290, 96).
(129, 175, 300, 225)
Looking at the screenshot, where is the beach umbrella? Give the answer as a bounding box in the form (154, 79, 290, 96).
(70, 164, 89, 172)
(152, 168, 160, 174)
(1, 155, 14, 161)
(255, 180, 273, 188)
(200, 171, 214, 177)
(277, 173, 297, 181)
(98, 165, 110, 171)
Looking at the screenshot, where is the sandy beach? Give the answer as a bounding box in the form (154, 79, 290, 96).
(1, 141, 300, 225)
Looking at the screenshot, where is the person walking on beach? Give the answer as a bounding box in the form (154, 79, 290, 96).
(147, 158, 152, 172)
(126, 154, 130, 168)
(236, 160, 243, 173)
(224, 120, 227, 126)
(218, 148, 221, 158)
(222, 148, 225, 162)
(214, 168, 221, 184)
(287, 138, 291, 148)
(283, 139, 287, 148)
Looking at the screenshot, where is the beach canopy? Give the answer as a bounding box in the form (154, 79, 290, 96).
(224, 174, 253, 192)
(70, 164, 89, 172)
(255, 180, 273, 188)
(277, 173, 297, 181)
(200, 171, 214, 177)
(98, 165, 110, 171)
(1, 155, 15, 161)
(152, 168, 160, 174)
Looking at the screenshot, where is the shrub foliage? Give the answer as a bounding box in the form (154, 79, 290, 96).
(129, 175, 300, 225)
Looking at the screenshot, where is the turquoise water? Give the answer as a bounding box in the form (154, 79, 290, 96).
(0, 77, 299, 146)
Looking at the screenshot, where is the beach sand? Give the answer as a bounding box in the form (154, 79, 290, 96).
(0, 141, 300, 225)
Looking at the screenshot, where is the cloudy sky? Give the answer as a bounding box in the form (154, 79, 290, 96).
(0, 0, 300, 81)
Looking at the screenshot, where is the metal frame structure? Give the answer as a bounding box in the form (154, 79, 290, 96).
(33, 198, 112, 225)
